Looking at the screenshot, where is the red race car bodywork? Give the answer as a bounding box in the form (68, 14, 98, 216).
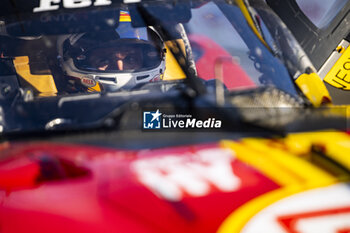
(0, 142, 278, 233)
(1, 131, 350, 233)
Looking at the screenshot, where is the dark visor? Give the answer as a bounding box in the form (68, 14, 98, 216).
(74, 41, 162, 72)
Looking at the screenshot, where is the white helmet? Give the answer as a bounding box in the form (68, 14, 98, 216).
(57, 12, 166, 92)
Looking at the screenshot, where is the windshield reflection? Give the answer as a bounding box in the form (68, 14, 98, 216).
(0, 0, 302, 134)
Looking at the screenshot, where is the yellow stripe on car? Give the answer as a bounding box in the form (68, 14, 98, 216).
(218, 131, 350, 233)
(236, 0, 270, 50)
(221, 138, 336, 187)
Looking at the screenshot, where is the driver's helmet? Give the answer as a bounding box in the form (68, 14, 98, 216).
(57, 11, 166, 92)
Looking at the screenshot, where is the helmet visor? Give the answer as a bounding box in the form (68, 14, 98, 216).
(73, 40, 163, 72)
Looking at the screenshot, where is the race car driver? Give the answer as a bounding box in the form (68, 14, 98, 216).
(56, 11, 166, 93)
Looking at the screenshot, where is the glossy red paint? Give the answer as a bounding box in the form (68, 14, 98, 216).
(0, 142, 279, 233)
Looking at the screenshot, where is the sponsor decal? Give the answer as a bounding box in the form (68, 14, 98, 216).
(150, 74, 162, 82)
(81, 77, 96, 87)
(40, 13, 77, 23)
(238, 184, 350, 233)
(324, 45, 350, 90)
(33, 0, 112, 13)
(143, 109, 222, 130)
(119, 10, 131, 22)
(277, 206, 350, 233)
(131, 148, 240, 201)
